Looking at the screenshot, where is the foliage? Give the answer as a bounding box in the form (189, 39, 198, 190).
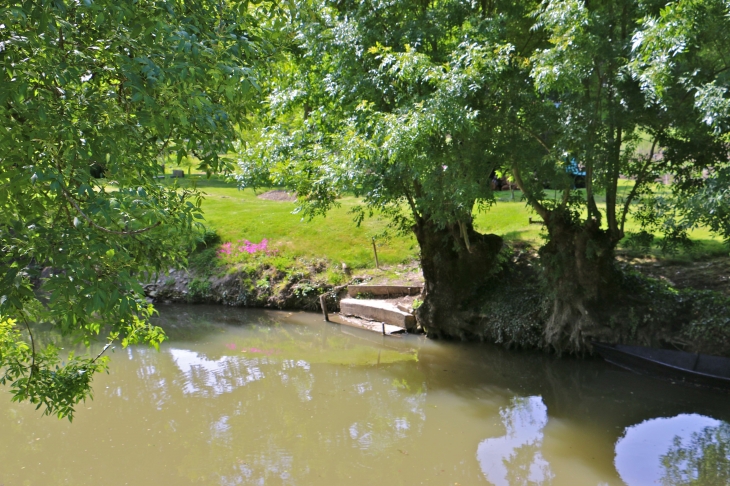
(476, 271, 548, 348)
(680, 289, 730, 356)
(238, 0, 543, 239)
(188, 277, 212, 302)
(324, 267, 345, 286)
(630, 0, 730, 246)
(660, 422, 730, 486)
(0, 0, 266, 418)
(194, 228, 222, 252)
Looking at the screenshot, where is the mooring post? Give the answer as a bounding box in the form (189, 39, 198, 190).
(319, 294, 329, 322)
(372, 237, 380, 269)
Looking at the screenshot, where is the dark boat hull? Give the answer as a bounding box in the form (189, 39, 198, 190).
(592, 342, 730, 391)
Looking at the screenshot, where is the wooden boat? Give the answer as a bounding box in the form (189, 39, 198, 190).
(592, 342, 730, 390)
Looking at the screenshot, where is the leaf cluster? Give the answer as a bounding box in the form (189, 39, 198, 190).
(0, 0, 268, 417)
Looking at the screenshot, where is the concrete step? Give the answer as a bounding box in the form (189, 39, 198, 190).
(329, 313, 406, 335)
(339, 298, 416, 330)
(347, 285, 422, 298)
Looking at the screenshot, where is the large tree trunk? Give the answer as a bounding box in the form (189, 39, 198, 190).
(414, 218, 503, 339)
(539, 211, 621, 354)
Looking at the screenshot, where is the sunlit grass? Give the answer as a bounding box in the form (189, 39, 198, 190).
(163, 174, 727, 267)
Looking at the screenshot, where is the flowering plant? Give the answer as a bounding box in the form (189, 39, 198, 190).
(218, 239, 274, 258)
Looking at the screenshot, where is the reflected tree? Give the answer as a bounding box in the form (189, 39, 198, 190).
(660, 422, 730, 486)
(505, 442, 554, 486)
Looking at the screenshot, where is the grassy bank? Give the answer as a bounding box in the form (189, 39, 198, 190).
(167, 174, 727, 268)
(149, 171, 730, 355)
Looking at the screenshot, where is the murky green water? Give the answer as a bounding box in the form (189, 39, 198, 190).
(1, 306, 729, 485)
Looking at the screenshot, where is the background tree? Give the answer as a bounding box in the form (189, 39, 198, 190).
(660, 422, 730, 485)
(0, 0, 269, 418)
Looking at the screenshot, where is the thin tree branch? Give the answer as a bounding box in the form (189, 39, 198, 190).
(620, 139, 657, 234)
(512, 163, 549, 220)
(509, 121, 551, 154)
(91, 341, 114, 364)
(61, 190, 161, 236)
(21, 314, 36, 388)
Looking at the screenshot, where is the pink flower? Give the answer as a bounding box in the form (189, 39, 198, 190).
(217, 242, 233, 256)
(218, 239, 271, 258)
(236, 239, 269, 254)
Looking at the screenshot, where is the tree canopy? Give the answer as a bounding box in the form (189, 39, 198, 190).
(0, 0, 268, 419)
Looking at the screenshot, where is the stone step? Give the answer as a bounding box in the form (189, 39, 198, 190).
(329, 314, 406, 335)
(339, 298, 416, 330)
(347, 284, 423, 298)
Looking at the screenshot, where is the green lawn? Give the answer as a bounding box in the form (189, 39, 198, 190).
(163, 174, 727, 267)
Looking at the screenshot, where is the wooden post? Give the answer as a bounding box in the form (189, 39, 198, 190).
(382, 322, 385, 335)
(372, 237, 380, 269)
(319, 294, 329, 322)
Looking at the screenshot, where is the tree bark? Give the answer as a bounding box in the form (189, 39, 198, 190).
(539, 211, 621, 354)
(414, 218, 503, 339)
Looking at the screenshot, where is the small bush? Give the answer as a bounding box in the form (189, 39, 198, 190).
(189, 247, 218, 274)
(325, 267, 346, 286)
(194, 228, 221, 252)
(271, 256, 292, 273)
(188, 277, 211, 302)
(679, 290, 730, 356)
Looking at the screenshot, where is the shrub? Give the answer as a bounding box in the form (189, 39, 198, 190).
(194, 228, 222, 252)
(188, 277, 212, 302)
(325, 267, 346, 286)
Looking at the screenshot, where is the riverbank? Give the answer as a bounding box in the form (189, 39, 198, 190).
(142, 175, 730, 356)
(144, 238, 730, 357)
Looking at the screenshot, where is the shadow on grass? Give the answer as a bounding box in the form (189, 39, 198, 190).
(497, 230, 544, 243)
(158, 174, 233, 189)
(618, 238, 729, 263)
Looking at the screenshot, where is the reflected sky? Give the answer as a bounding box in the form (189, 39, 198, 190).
(616, 414, 730, 485)
(170, 348, 267, 396)
(477, 396, 553, 486)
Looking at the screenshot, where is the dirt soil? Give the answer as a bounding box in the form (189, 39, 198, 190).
(622, 256, 730, 296)
(257, 190, 297, 202)
(351, 263, 425, 287)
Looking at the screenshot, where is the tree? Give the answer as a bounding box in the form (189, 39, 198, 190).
(631, 0, 730, 245)
(238, 0, 542, 337)
(0, 0, 267, 419)
(507, 0, 729, 353)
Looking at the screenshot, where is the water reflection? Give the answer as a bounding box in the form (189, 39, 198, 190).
(477, 396, 554, 485)
(170, 348, 267, 396)
(616, 414, 730, 485)
(661, 421, 730, 485)
(4, 306, 730, 485)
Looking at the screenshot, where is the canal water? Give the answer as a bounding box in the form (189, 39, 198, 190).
(1, 306, 729, 485)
